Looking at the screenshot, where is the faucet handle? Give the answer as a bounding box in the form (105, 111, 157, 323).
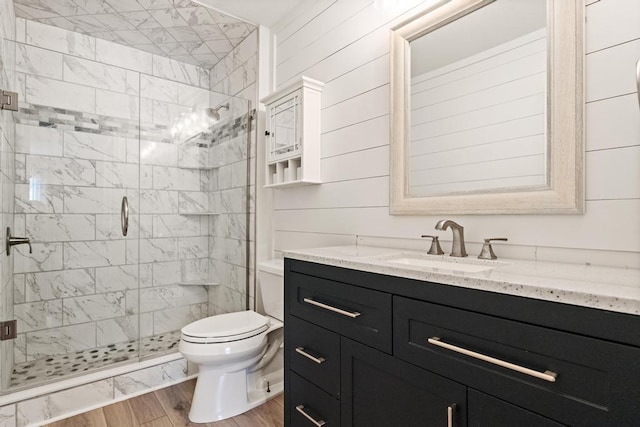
(421, 235, 444, 255)
(478, 238, 508, 260)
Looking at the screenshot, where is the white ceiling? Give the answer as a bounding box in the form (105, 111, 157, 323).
(192, 0, 307, 28)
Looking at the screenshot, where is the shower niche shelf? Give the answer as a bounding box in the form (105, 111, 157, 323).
(179, 281, 220, 286)
(262, 76, 323, 188)
(177, 165, 216, 170)
(178, 212, 220, 216)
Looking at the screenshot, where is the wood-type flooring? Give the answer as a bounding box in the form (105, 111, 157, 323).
(46, 379, 284, 427)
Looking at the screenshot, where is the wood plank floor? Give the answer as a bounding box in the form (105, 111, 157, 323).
(46, 379, 284, 427)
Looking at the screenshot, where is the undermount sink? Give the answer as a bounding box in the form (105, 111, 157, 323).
(376, 254, 508, 273)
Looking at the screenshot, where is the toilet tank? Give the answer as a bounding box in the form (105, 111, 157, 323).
(258, 259, 284, 321)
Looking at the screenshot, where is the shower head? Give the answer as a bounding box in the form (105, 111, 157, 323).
(205, 103, 230, 121)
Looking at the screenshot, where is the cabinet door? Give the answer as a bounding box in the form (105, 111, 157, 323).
(341, 338, 466, 427)
(267, 90, 301, 162)
(468, 390, 565, 427)
(288, 315, 341, 397)
(290, 372, 340, 427)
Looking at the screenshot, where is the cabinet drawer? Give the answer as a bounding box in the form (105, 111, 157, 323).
(287, 270, 392, 353)
(394, 296, 640, 426)
(290, 372, 340, 427)
(287, 315, 340, 397)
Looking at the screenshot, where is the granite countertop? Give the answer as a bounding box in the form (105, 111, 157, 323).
(283, 245, 640, 316)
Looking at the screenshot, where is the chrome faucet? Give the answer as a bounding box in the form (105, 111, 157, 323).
(435, 220, 467, 257)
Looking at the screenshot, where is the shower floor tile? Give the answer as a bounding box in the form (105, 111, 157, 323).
(10, 330, 182, 389)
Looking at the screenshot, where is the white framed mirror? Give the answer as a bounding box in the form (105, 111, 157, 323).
(390, 0, 584, 215)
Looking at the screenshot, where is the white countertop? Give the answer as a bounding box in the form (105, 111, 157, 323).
(284, 245, 640, 316)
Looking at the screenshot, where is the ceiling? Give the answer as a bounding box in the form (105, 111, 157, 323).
(13, 0, 258, 69)
(192, 0, 307, 29)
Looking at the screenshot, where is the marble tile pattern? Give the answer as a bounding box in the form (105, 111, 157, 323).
(13, 0, 256, 69)
(207, 32, 257, 316)
(4, 354, 190, 426)
(0, 0, 17, 391)
(7, 22, 248, 370)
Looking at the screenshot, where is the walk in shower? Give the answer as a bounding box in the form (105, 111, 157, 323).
(0, 0, 257, 393)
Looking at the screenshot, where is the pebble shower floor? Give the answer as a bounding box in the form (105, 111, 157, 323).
(10, 331, 181, 388)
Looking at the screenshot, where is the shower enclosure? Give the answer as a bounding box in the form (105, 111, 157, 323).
(0, 19, 254, 392)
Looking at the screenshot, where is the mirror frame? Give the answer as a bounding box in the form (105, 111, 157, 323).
(390, 0, 584, 215)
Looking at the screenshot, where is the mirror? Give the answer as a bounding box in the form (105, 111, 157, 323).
(390, 0, 583, 215)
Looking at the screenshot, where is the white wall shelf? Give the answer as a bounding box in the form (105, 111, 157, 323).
(261, 76, 324, 188)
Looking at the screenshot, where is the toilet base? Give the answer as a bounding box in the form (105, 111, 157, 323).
(188, 365, 283, 423)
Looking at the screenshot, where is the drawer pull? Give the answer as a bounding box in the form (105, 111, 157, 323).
(428, 337, 558, 383)
(303, 297, 361, 318)
(295, 347, 326, 364)
(296, 404, 326, 426)
(447, 403, 456, 427)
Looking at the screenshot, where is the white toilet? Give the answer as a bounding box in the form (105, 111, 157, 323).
(179, 259, 284, 423)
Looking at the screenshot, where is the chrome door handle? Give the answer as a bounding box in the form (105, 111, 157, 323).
(295, 405, 326, 426)
(121, 196, 129, 237)
(447, 403, 456, 427)
(428, 337, 557, 382)
(303, 297, 361, 318)
(6, 227, 32, 255)
(295, 347, 326, 364)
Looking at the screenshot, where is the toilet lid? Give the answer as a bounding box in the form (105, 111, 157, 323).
(181, 310, 269, 343)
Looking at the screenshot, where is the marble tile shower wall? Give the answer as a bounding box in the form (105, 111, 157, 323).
(0, 0, 17, 390)
(9, 18, 220, 363)
(208, 29, 257, 315)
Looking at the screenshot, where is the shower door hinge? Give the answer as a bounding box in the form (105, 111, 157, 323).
(0, 320, 17, 340)
(1, 90, 18, 111)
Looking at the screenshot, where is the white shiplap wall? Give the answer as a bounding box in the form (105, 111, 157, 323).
(270, 0, 640, 262)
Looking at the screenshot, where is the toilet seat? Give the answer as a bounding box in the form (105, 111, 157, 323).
(181, 310, 270, 344)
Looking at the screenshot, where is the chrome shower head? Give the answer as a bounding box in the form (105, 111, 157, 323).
(205, 103, 230, 121)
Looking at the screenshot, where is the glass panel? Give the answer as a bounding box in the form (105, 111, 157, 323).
(138, 89, 251, 359)
(268, 93, 301, 160)
(3, 57, 141, 391)
(207, 97, 252, 315)
(0, 14, 17, 392)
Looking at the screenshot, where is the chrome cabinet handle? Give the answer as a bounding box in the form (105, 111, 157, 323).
(295, 347, 326, 364)
(303, 297, 361, 318)
(428, 337, 557, 382)
(447, 403, 456, 427)
(295, 405, 326, 426)
(121, 196, 129, 237)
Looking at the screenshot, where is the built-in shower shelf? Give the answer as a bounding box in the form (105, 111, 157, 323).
(179, 281, 220, 286)
(178, 212, 220, 215)
(177, 165, 216, 170)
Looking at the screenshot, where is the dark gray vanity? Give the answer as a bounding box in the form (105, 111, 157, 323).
(283, 255, 640, 426)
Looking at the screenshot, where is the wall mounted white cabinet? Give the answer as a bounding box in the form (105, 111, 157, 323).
(261, 76, 324, 188)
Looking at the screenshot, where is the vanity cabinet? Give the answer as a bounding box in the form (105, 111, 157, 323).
(284, 258, 640, 426)
(261, 76, 323, 188)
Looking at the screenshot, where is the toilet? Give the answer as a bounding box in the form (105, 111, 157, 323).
(179, 259, 284, 423)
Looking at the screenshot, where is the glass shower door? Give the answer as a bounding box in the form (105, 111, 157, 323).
(3, 51, 252, 390)
(7, 70, 142, 391)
